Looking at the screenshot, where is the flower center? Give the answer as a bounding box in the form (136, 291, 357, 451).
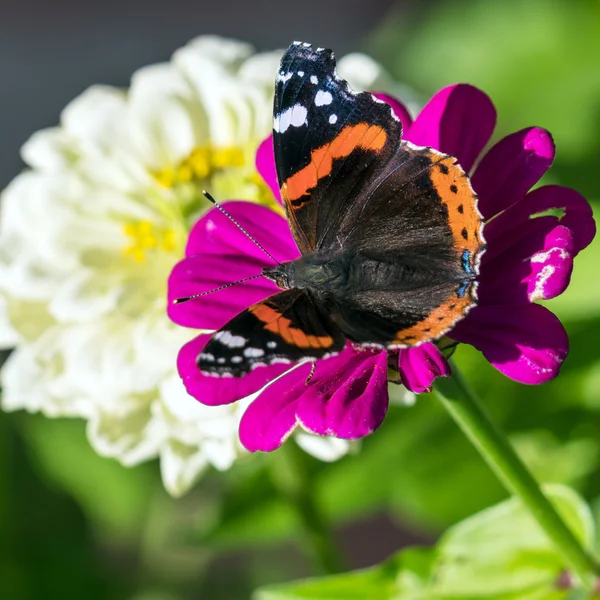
(152, 145, 246, 188)
(123, 220, 177, 262)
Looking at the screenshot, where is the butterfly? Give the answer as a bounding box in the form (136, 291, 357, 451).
(198, 41, 486, 377)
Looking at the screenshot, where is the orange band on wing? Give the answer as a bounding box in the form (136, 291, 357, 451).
(428, 153, 485, 262)
(389, 154, 484, 347)
(281, 123, 387, 203)
(391, 283, 476, 346)
(251, 303, 335, 349)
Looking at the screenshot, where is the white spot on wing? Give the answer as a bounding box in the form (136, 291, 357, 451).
(277, 71, 292, 84)
(329, 114, 338, 124)
(310, 75, 318, 85)
(297, 70, 304, 77)
(244, 347, 265, 358)
(315, 90, 333, 106)
(231, 356, 243, 364)
(217, 330, 246, 348)
(274, 104, 308, 133)
(267, 341, 277, 349)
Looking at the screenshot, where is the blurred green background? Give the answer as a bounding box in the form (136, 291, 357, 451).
(2, 0, 600, 598)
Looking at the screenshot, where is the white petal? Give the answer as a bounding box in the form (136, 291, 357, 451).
(87, 399, 167, 466)
(0, 294, 20, 348)
(21, 128, 76, 171)
(294, 433, 355, 462)
(389, 386, 417, 407)
(338, 53, 421, 117)
(49, 269, 120, 323)
(160, 441, 209, 498)
(182, 35, 254, 65)
(61, 85, 128, 153)
(338, 53, 384, 89)
(238, 50, 283, 87)
(202, 437, 238, 471)
(0, 327, 90, 417)
(128, 63, 200, 167)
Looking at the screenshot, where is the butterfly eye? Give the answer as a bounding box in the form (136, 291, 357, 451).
(262, 265, 291, 289)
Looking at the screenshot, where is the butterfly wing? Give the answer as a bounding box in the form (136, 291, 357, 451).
(331, 146, 485, 347)
(272, 42, 485, 348)
(198, 289, 345, 377)
(273, 42, 402, 254)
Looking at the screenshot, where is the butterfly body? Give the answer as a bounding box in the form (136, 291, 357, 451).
(197, 42, 486, 377)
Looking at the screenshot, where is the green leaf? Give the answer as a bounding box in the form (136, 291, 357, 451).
(253, 547, 433, 600)
(430, 485, 595, 599)
(253, 486, 595, 600)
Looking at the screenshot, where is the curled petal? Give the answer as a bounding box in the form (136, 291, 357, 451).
(473, 128, 555, 220)
(177, 334, 292, 406)
(398, 343, 451, 393)
(296, 347, 389, 439)
(185, 201, 299, 261)
(373, 93, 413, 132)
(256, 135, 281, 203)
(485, 185, 595, 256)
(478, 224, 575, 305)
(452, 305, 569, 385)
(239, 363, 311, 452)
(167, 254, 278, 329)
(527, 226, 576, 302)
(405, 84, 496, 173)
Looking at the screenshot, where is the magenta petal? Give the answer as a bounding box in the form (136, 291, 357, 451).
(168, 254, 279, 328)
(186, 201, 298, 260)
(239, 363, 313, 452)
(177, 334, 292, 407)
(472, 128, 555, 220)
(398, 343, 451, 393)
(256, 135, 281, 204)
(452, 305, 569, 384)
(169, 202, 300, 328)
(373, 92, 413, 132)
(405, 84, 496, 172)
(485, 185, 595, 256)
(296, 348, 389, 439)
(478, 224, 575, 305)
(526, 226, 575, 302)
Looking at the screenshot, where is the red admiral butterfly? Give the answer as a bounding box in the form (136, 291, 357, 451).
(198, 41, 486, 377)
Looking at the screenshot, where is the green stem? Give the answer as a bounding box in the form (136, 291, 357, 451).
(270, 443, 344, 575)
(435, 361, 599, 589)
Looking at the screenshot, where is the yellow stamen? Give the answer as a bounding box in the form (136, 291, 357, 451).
(122, 221, 176, 262)
(151, 145, 247, 188)
(212, 147, 245, 169)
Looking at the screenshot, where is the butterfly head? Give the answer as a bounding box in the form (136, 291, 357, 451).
(262, 262, 295, 289)
(263, 254, 349, 295)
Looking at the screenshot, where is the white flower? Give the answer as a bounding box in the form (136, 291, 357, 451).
(0, 36, 415, 497)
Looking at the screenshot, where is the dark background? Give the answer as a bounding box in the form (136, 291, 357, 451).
(0, 0, 410, 189)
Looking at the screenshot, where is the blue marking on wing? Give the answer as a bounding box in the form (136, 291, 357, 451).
(457, 281, 470, 298)
(461, 249, 473, 275)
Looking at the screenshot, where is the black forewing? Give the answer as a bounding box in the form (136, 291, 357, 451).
(198, 289, 345, 377)
(273, 42, 402, 253)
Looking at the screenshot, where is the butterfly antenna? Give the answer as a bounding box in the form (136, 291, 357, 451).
(173, 274, 263, 304)
(203, 191, 280, 265)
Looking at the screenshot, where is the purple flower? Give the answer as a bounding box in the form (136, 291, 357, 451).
(168, 84, 595, 452)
